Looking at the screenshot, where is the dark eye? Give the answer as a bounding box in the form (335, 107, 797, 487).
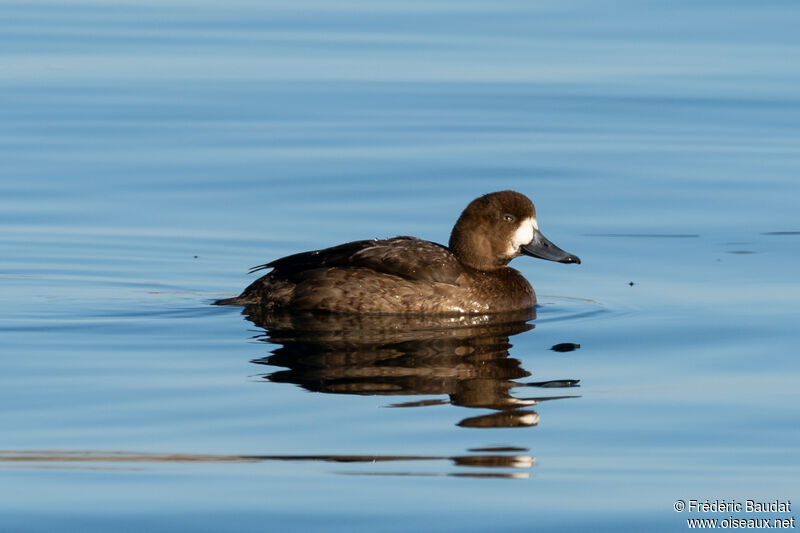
(502, 214, 516, 222)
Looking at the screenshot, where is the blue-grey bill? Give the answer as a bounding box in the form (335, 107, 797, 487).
(520, 230, 581, 264)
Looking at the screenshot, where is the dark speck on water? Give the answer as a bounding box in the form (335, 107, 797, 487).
(550, 342, 581, 352)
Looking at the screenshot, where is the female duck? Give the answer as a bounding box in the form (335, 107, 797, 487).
(216, 190, 580, 314)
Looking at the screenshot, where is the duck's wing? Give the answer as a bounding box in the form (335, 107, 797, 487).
(248, 239, 376, 274)
(349, 237, 464, 284)
(250, 237, 464, 285)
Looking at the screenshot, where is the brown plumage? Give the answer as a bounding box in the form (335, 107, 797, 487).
(215, 190, 580, 314)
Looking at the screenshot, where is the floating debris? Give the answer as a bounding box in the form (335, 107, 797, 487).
(551, 342, 581, 352)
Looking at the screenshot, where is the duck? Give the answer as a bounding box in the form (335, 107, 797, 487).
(215, 190, 580, 314)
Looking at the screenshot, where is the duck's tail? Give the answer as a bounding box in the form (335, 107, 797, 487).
(213, 296, 246, 306)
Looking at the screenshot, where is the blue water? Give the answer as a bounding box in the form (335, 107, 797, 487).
(2, 1, 799, 531)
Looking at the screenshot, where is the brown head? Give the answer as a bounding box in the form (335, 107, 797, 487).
(448, 190, 581, 271)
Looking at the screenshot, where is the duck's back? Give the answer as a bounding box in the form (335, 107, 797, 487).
(216, 237, 534, 314)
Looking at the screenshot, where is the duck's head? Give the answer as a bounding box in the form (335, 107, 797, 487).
(448, 190, 581, 271)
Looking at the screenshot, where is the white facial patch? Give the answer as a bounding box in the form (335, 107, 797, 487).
(508, 217, 537, 255)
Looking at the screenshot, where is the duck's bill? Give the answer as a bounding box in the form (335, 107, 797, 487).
(521, 230, 581, 264)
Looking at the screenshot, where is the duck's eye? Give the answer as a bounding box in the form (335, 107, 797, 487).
(502, 214, 516, 222)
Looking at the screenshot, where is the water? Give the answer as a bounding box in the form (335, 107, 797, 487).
(2, 1, 799, 531)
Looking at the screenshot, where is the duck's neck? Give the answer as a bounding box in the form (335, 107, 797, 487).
(448, 234, 510, 271)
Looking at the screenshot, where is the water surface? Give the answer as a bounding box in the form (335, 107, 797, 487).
(1, 1, 799, 531)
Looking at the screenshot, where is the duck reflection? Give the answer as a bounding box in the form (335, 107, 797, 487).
(244, 306, 580, 429)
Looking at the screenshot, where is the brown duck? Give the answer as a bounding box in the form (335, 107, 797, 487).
(215, 190, 580, 314)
